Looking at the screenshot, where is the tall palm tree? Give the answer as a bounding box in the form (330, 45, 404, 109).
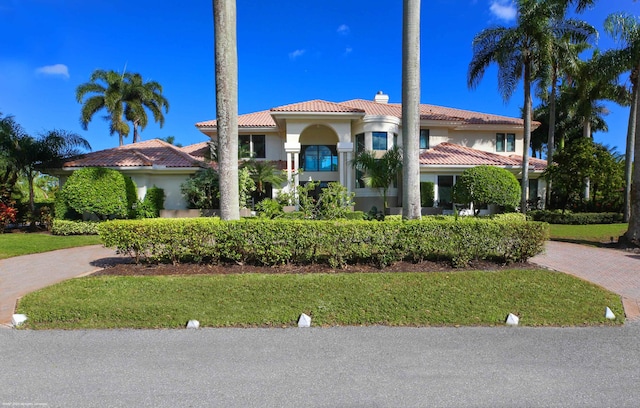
(604, 12, 640, 225)
(123, 73, 170, 143)
(76, 69, 130, 146)
(468, 0, 556, 213)
(213, 0, 240, 220)
(401, 0, 421, 220)
(351, 146, 403, 212)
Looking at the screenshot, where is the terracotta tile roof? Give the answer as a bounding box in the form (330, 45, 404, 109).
(341, 99, 525, 125)
(63, 139, 204, 169)
(180, 141, 210, 161)
(420, 143, 546, 171)
(195, 97, 529, 130)
(271, 99, 365, 114)
(195, 110, 276, 129)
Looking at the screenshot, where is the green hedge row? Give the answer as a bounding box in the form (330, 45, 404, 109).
(51, 220, 101, 235)
(98, 218, 549, 268)
(528, 211, 624, 225)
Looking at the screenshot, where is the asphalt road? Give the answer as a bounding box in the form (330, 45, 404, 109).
(2, 325, 640, 407)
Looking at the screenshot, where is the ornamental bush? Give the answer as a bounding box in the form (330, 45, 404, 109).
(453, 166, 520, 215)
(55, 167, 137, 220)
(135, 186, 165, 219)
(98, 217, 549, 267)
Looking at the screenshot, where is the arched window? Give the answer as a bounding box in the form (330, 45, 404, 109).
(301, 145, 338, 171)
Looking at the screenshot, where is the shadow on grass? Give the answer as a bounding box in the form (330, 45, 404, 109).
(550, 238, 614, 248)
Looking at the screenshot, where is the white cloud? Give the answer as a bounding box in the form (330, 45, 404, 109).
(337, 24, 350, 35)
(344, 47, 353, 56)
(35, 64, 70, 79)
(288, 49, 306, 60)
(489, 0, 517, 22)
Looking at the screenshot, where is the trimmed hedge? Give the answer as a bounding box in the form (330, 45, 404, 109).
(98, 217, 549, 268)
(528, 211, 624, 225)
(52, 220, 101, 235)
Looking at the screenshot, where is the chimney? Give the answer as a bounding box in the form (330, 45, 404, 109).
(374, 91, 389, 104)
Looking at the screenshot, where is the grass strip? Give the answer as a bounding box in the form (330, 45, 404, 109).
(549, 224, 628, 245)
(0, 234, 103, 259)
(17, 269, 623, 329)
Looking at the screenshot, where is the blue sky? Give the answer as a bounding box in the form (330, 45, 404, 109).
(1, 0, 638, 154)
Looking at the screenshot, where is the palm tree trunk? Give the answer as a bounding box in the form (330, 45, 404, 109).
(624, 73, 638, 223)
(214, 0, 240, 220)
(133, 121, 139, 143)
(521, 61, 532, 214)
(401, 0, 421, 220)
(546, 71, 558, 209)
(583, 117, 591, 200)
(626, 91, 640, 243)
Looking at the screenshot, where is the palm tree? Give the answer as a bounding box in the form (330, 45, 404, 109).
(604, 12, 640, 225)
(76, 69, 130, 146)
(536, 13, 595, 207)
(0, 113, 25, 201)
(123, 73, 170, 143)
(401, 0, 421, 220)
(13, 130, 91, 217)
(213, 0, 240, 220)
(468, 0, 557, 213)
(351, 146, 403, 212)
(242, 159, 287, 202)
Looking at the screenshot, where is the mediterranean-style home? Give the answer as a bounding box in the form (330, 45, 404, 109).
(52, 92, 546, 214)
(196, 92, 547, 213)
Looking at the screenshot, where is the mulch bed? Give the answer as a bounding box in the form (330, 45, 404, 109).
(91, 259, 535, 277)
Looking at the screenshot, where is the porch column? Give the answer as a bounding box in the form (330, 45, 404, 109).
(337, 142, 354, 192)
(284, 142, 301, 194)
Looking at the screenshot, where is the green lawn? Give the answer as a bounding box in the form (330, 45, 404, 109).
(0, 233, 103, 259)
(548, 223, 628, 245)
(17, 269, 624, 329)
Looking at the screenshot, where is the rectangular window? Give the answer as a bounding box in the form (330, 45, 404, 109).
(506, 133, 515, 152)
(238, 135, 266, 158)
(437, 175, 455, 209)
(301, 145, 338, 172)
(356, 133, 365, 153)
(420, 129, 430, 149)
(496, 133, 505, 152)
(372, 132, 387, 151)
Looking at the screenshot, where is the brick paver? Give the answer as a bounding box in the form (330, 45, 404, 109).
(0, 245, 124, 326)
(531, 241, 640, 321)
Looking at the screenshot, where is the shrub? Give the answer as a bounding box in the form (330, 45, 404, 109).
(453, 166, 520, 215)
(135, 186, 165, 219)
(180, 168, 219, 209)
(51, 219, 100, 235)
(255, 198, 284, 219)
(0, 201, 17, 232)
(528, 210, 624, 225)
(316, 182, 355, 220)
(420, 182, 435, 207)
(99, 217, 548, 268)
(56, 167, 137, 220)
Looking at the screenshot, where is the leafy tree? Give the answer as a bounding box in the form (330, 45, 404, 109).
(76, 69, 169, 146)
(402, 0, 421, 219)
(316, 182, 355, 220)
(351, 145, 402, 212)
(135, 186, 165, 218)
(604, 12, 640, 229)
(56, 167, 136, 220)
(180, 168, 220, 209)
(468, 0, 595, 213)
(544, 138, 623, 212)
(214, 0, 240, 220)
(452, 166, 520, 215)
